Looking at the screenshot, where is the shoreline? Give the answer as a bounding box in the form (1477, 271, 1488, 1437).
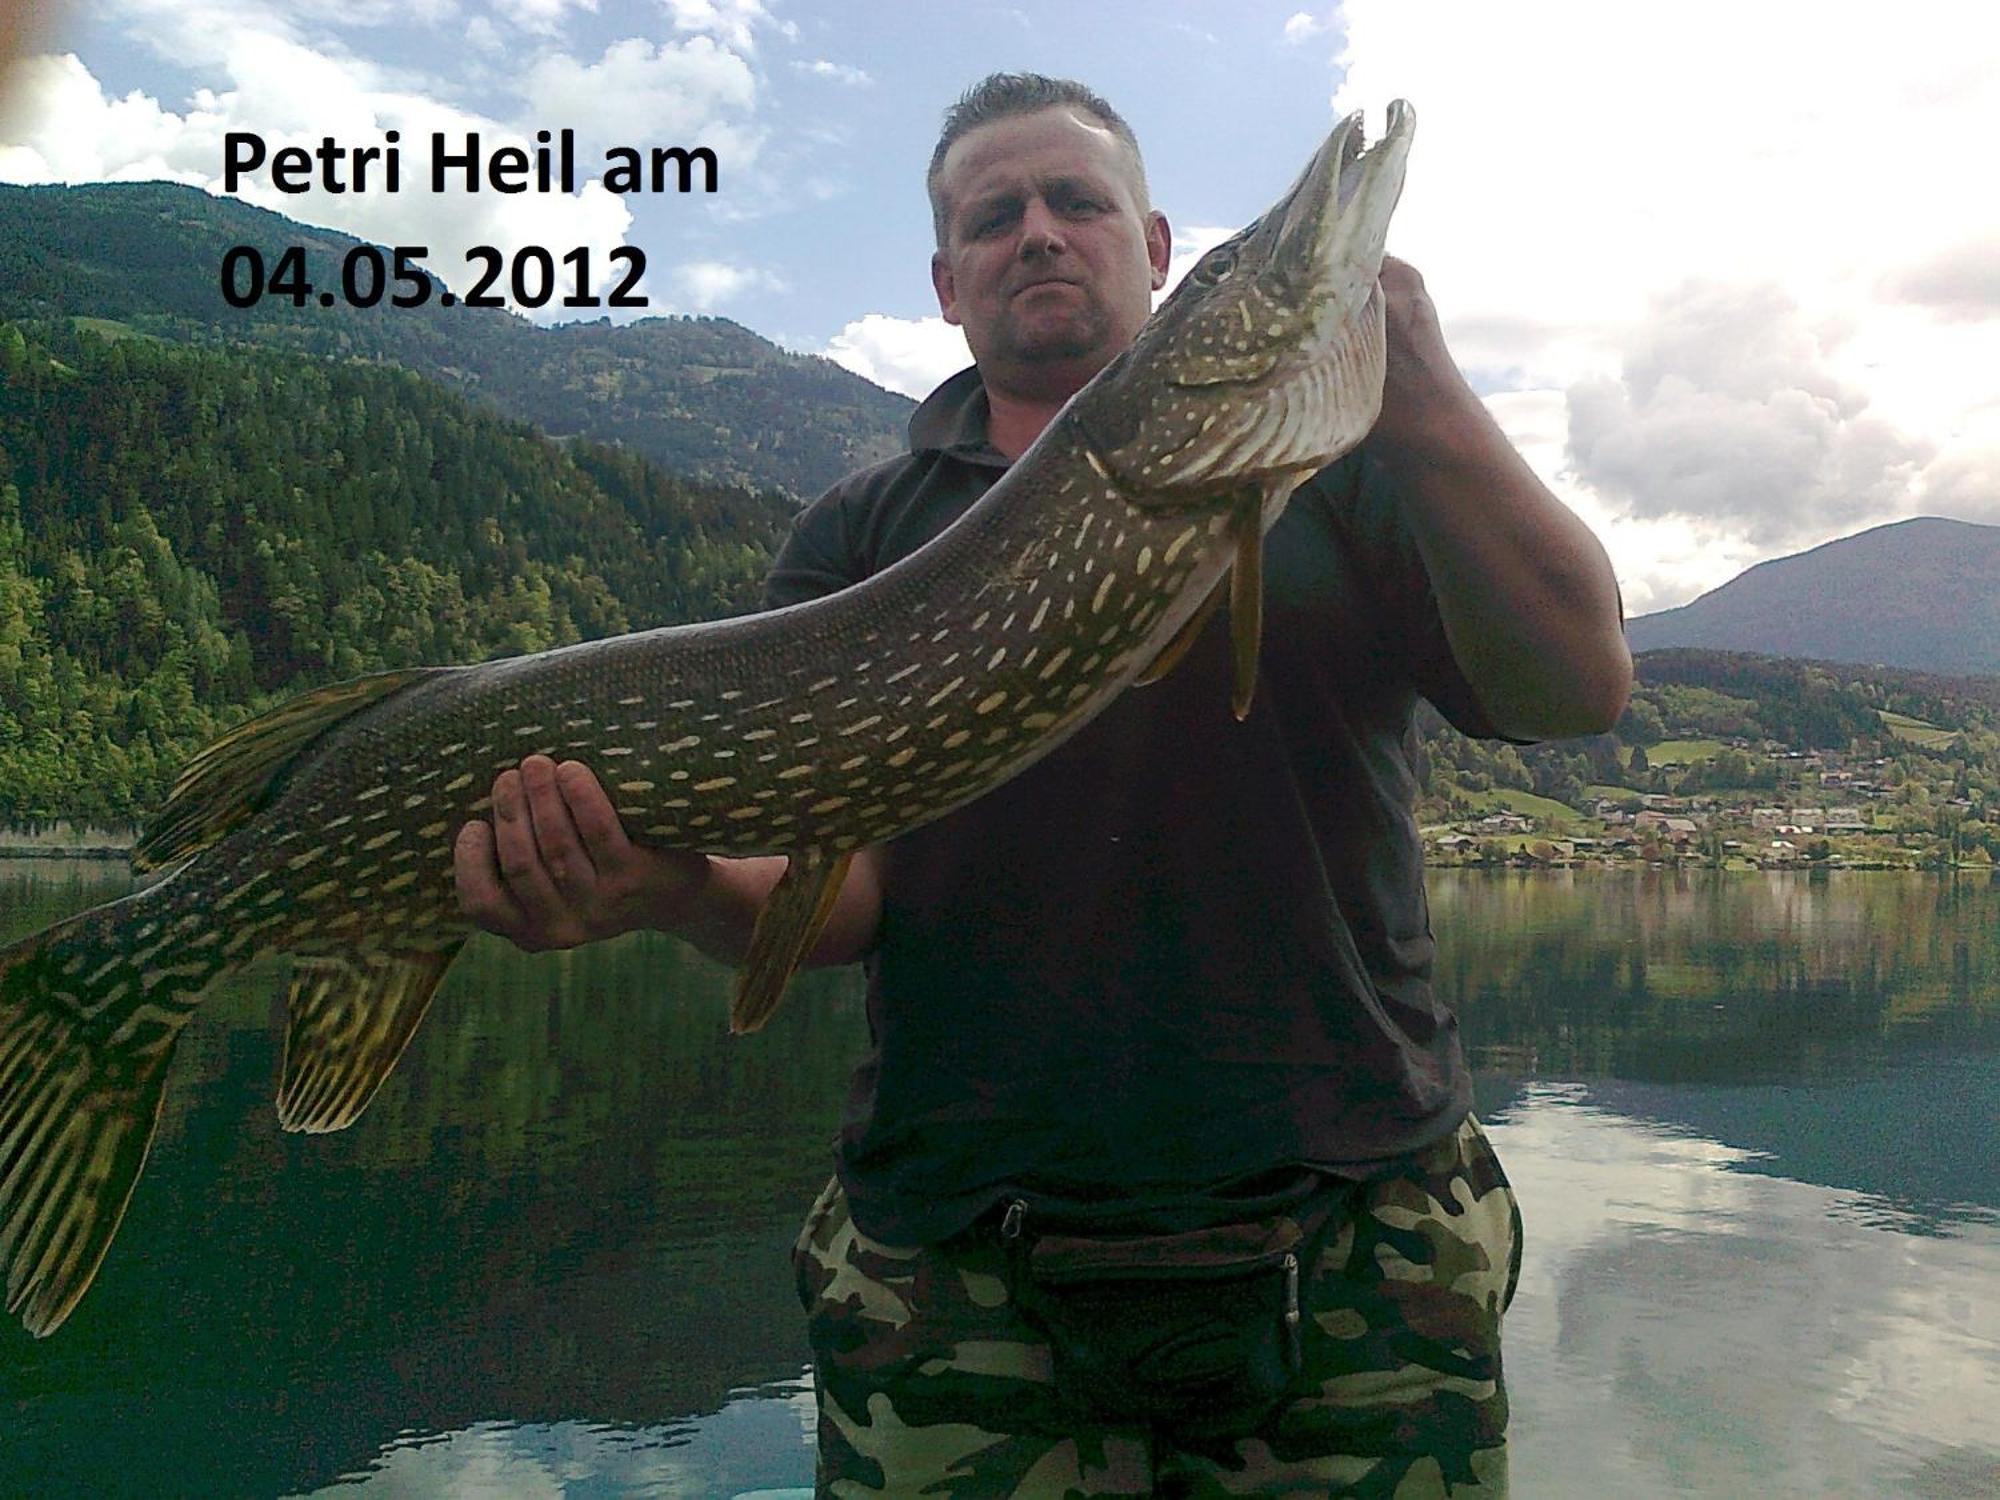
(0, 845, 1989, 875)
(0, 845, 132, 860)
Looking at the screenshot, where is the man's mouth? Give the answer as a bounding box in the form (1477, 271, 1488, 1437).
(1013, 277, 1083, 298)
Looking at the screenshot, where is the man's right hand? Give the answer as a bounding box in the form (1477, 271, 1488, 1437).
(454, 754, 888, 966)
(453, 754, 711, 952)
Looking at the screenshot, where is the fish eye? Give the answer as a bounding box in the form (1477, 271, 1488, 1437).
(1198, 246, 1238, 282)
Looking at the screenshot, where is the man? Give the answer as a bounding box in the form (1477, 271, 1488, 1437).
(457, 74, 1630, 1497)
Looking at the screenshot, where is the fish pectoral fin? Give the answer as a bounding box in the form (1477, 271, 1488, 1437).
(1136, 571, 1226, 687)
(730, 848, 855, 1036)
(0, 916, 178, 1338)
(1228, 492, 1266, 721)
(276, 941, 465, 1134)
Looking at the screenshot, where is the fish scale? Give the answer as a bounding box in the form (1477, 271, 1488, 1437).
(0, 100, 1414, 1335)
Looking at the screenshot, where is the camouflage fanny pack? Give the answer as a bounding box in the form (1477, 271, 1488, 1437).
(1000, 1196, 1336, 1436)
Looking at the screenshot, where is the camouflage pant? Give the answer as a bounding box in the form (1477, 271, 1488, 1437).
(793, 1117, 1521, 1498)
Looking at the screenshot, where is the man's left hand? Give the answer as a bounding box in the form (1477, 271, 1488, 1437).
(1372, 255, 1480, 457)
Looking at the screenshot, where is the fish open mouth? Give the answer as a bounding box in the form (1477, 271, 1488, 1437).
(1337, 114, 1367, 207)
(1265, 100, 1412, 283)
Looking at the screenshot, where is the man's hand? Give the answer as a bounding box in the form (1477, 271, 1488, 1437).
(1372, 255, 1479, 455)
(454, 755, 709, 952)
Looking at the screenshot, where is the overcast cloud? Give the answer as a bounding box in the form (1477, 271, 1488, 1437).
(1330, 0, 2000, 611)
(1566, 281, 1934, 549)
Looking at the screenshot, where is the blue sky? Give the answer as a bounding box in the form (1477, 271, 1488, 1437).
(3, 1, 1996, 611)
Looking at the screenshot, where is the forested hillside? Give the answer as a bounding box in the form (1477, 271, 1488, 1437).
(0, 318, 795, 824)
(0, 181, 914, 498)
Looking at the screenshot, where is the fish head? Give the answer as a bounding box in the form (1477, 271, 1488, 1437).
(1069, 100, 1414, 512)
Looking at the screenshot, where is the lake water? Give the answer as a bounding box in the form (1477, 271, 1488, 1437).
(2, 863, 1996, 1498)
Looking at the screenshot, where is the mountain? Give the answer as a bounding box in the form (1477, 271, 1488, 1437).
(0, 180, 915, 498)
(0, 315, 798, 823)
(1626, 517, 2000, 677)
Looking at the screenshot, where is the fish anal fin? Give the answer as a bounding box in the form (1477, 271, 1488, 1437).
(276, 941, 464, 1134)
(1228, 493, 1265, 721)
(729, 849, 855, 1036)
(135, 667, 444, 873)
(1136, 572, 1226, 687)
(1, 928, 178, 1337)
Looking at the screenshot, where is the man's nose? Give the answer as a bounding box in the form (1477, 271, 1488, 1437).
(1017, 198, 1066, 257)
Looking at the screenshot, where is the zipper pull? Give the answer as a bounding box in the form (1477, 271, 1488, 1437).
(1000, 1199, 1027, 1242)
(1282, 1251, 1302, 1369)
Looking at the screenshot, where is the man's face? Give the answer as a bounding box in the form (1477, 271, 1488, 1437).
(931, 106, 1170, 400)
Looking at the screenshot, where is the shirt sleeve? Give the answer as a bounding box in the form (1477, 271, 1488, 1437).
(1324, 449, 1527, 743)
(761, 483, 868, 611)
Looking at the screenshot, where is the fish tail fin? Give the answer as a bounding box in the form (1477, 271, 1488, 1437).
(0, 907, 182, 1337)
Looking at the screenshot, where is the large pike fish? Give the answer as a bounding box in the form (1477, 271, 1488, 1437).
(0, 102, 1413, 1334)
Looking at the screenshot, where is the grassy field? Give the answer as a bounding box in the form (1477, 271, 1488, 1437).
(70, 316, 149, 342)
(1464, 787, 1583, 832)
(1879, 710, 1958, 748)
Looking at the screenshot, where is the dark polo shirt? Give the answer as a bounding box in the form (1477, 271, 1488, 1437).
(765, 367, 1500, 1243)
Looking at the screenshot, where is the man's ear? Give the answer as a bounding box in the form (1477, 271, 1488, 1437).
(931, 250, 962, 326)
(1146, 210, 1171, 291)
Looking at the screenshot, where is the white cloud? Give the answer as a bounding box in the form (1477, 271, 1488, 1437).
(672, 259, 782, 311)
(0, 52, 206, 185)
(660, 0, 794, 54)
(490, 0, 601, 36)
(519, 35, 760, 166)
(1282, 12, 1330, 44)
(822, 313, 967, 399)
(793, 59, 871, 87)
(1330, 0, 2000, 606)
(1889, 236, 2000, 322)
(1565, 281, 1933, 549)
(1916, 448, 2000, 525)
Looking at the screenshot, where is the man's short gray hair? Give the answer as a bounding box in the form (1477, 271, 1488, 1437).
(926, 72, 1150, 247)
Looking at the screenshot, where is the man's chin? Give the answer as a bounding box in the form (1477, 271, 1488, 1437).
(999, 319, 1106, 366)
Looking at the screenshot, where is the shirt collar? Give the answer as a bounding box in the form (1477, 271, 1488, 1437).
(908, 365, 1009, 468)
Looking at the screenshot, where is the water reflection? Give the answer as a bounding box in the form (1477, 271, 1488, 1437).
(1, 863, 1996, 1498)
(1433, 868, 2000, 1087)
(288, 1386, 818, 1499)
(1490, 1092, 2000, 1500)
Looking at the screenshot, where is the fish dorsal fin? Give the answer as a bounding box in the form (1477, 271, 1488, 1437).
(1136, 570, 1226, 687)
(134, 668, 440, 873)
(1227, 492, 1265, 721)
(275, 940, 465, 1133)
(729, 848, 855, 1035)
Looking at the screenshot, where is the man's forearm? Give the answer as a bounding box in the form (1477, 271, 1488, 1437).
(1376, 386, 1632, 740)
(1369, 260, 1632, 741)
